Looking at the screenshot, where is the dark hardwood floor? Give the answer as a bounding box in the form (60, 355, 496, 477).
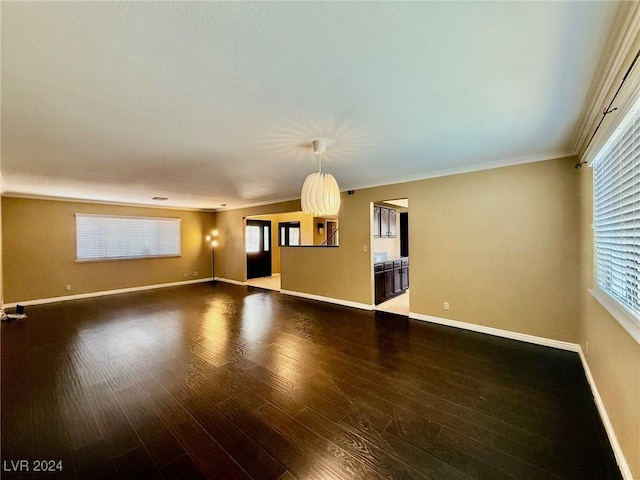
(1, 283, 621, 479)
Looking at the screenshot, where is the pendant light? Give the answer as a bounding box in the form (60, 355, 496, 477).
(300, 139, 341, 215)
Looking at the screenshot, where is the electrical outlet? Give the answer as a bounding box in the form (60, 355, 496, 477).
(443, 301, 450, 310)
(193, 271, 198, 277)
(66, 284, 72, 291)
(183, 273, 188, 278)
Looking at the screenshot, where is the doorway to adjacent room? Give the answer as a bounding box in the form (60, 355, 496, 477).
(372, 198, 409, 315)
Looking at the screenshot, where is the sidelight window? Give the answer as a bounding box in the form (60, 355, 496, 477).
(279, 222, 301, 246)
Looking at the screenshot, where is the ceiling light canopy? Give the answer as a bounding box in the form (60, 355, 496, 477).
(300, 140, 341, 216)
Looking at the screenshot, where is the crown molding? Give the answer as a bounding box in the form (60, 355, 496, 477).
(214, 194, 301, 213)
(217, 150, 574, 213)
(570, 1, 640, 156)
(341, 150, 576, 194)
(1, 192, 216, 213)
(4, 149, 573, 215)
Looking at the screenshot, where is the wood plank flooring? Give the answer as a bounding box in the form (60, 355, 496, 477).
(1, 283, 621, 479)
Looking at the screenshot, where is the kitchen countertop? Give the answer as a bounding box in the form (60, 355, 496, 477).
(373, 256, 408, 265)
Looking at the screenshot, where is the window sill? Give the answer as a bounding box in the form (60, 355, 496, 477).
(588, 288, 640, 344)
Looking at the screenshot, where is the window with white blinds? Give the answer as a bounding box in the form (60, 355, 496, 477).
(592, 96, 640, 328)
(76, 214, 181, 261)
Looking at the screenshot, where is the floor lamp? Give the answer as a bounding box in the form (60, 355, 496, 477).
(205, 230, 219, 282)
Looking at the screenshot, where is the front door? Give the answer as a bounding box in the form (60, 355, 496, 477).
(246, 219, 272, 279)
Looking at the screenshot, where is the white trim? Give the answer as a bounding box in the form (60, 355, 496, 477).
(214, 277, 248, 286)
(571, 1, 640, 155)
(2, 275, 631, 476)
(6, 150, 572, 215)
(215, 194, 301, 212)
(578, 348, 633, 480)
(589, 288, 640, 344)
(409, 311, 632, 478)
(342, 151, 575, 193)
(584, 81, 640, 167)
(2, 278, 213, 308)
(1, 192, 216, 212)
(217, 152, 573, 213)
(408, 312, 580, 352)
(281, 289, 373, 311)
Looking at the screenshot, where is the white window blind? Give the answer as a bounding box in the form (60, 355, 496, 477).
(593, 96, 640, 327)
(76, 214, 181, 261)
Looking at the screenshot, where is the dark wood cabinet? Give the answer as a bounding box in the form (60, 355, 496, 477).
(381, 208, 389, 237)
(374, 257, 409, 304)
(373, 205, 396, 238)
(388, 209, 397, 237)
(401, 258, 409, 291)
(374, 263, 385, 302)
(373, 206, 381, 237)
(384, 261, 394, 301)
(393, 260, 402, 294)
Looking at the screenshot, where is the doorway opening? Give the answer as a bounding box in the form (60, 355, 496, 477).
(372, 198, 409, 315)
(245, 211, 340, 291)
(246, 219, 272, 280)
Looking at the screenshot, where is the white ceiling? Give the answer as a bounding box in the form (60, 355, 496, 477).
(1, 1, 620, 210)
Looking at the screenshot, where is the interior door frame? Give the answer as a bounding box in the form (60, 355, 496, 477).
(371, 199, 409, 309)
(245, 219, 272, 279)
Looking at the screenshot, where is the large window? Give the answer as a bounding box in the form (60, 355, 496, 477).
(592, 95, 640, 341)
(76, 214, 181, 261)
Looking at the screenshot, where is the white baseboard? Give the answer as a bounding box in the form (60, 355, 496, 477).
(214, 277, 247, 286)
(577, 348, 632, 480)
(2, 278, 214, 308)
(281, 289, 373, 311)
(409, 312, 580, 351)
(409, 311, 630, 478)
(4, 279, 631, 477)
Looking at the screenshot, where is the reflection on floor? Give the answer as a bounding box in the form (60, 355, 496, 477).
(1, 283, 620, 478)
(246, 273, 281, 291)
(376, 289, 409, 316)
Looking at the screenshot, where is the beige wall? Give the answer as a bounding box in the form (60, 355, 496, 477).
(578, 167, 640, 478)
(282, 157, 580, 342)
(2, 197, 215, 303)
(6, 155, 632, 474)
(572, 26, 640, 477)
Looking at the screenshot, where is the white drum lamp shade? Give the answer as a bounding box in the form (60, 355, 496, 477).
(301, 140, 341, 216)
